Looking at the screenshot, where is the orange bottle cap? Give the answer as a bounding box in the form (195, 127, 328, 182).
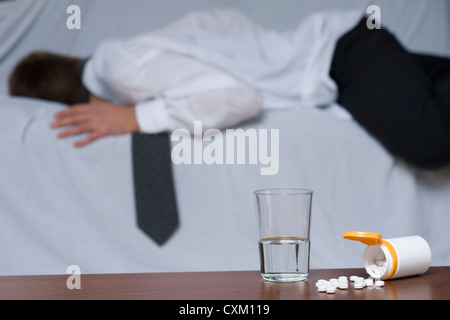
(342, 231, 382, 245)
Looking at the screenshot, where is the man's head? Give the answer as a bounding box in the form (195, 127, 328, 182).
(9, 51, 82, 105)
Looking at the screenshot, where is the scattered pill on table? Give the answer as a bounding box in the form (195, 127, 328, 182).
(326, 285, 337, 294)
(315, 274, 384, 294)
(375, 280, 385, 287)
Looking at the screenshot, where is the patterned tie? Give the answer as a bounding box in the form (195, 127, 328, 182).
(132, 133, 180, 245)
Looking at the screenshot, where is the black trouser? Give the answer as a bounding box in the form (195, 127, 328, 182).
(330, 18, 450, 169)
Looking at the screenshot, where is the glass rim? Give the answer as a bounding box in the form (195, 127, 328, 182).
(253, 188, 313, 196)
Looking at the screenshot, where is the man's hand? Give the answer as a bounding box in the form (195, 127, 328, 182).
(50, 102, 139, 148)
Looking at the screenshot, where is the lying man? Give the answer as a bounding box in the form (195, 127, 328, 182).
(8, 9, 450, 169)
(8, 13, 262, 147)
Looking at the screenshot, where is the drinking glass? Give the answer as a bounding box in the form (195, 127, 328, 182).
(254, 188, 313, 282)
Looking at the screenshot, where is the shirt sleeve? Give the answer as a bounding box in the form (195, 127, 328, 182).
(83, 39, 262, 134)
(135, 86, 261, 133)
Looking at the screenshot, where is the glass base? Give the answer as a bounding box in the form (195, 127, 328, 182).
(261, 273, 309, 282)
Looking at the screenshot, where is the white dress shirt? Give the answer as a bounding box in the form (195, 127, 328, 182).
(116, 9, 361, 119)
(83, 9, 362, 133)
(82, 39, 262, 134)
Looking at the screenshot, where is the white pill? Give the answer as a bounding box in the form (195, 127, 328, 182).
(375, 280, 385, 287)
(338, 276, 348, 282)
(338, 282, 348, 289)
(329, 278, 338, 283)
(316, 279, 328, 286)
(318, 285, 327, 292)
(364, 279, 374, 286)
(326, 286, 337, 293)
(376, 259, 386, 266)
(354, 282, 364, 289)
(330, 283, 339, 288)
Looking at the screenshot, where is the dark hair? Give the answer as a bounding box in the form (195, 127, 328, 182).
(9, 51, 82, 105)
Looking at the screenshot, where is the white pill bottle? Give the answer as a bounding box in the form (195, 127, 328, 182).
(343, 231, 432, 280)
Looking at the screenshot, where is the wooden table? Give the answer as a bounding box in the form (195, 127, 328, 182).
(0, 267, 449, 300)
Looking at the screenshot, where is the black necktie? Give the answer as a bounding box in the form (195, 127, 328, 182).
(132, 133, 180, 245)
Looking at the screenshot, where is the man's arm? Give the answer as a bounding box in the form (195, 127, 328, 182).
(51, 85, 261, 148)
(52, 40, 261, 147)
(50, 102, 139, 148)
(134, 86, 261, 134)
